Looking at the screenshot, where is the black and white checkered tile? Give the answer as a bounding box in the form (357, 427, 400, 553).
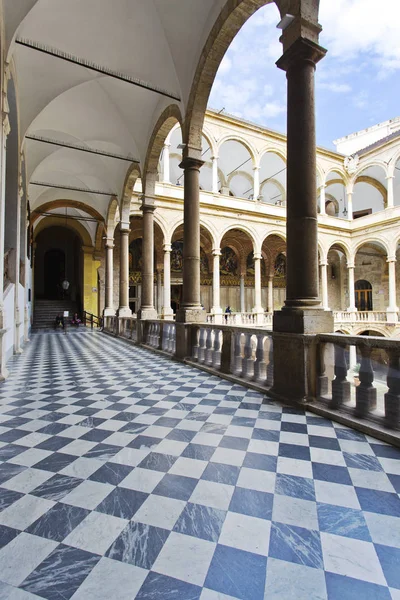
(0, 329, 399, 599)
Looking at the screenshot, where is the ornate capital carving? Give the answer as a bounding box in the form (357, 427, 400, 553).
(163, 243, 172, 253)
(276, 37, 326, 73)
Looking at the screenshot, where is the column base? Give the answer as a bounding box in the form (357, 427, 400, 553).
(161, 308, 174, 320)
(104, 307, 116, 317)
(386, 309, 398, 324)
(176, 307, 206, 323)
(117, 307, 132, 318)
(273, 307, 334, 334)
(138, 307, 158, 320)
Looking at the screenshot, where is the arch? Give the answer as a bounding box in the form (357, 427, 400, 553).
(94, 222, 104, 255)
(259, 147, 287, 165)
(324, 167, 347, 184)
(33, 215, 92, 248)
(182, 0, 289, 151)
(201, 127, 218, 160)
(120, 163, 141, 225)
(31, 200, 104, 226)
(217, 135, 257, 166)
(169, 218, 217, 250)
(153, 213, 169, 245)
(352, 161, 389, 182)
(353, 325, 390, 338)
(326, 240, 351, 264)
(353, 175, 387, 205)
(353, 237, 390, 257)
(106, 196, 120, 237)
(217, 223, 258, 252)
(143, 103, 183, 194)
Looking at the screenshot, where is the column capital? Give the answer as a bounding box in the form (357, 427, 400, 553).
(386, 175, 395, 180)
(179, 157, 204, 171)
(140, 202, 156, 214)
(347, 262, 355, 269)
(163, 243, 172, 253)
(319, 261, 328, 267)
(212, 248, 221, 257)
(387, 256, 397, 263)
(276, 37, 326, 73)
(253, 252, 262, 260)
(105, 238, 114, 249)
(120, 222, 130, 233)
(211, 154, 219, 161)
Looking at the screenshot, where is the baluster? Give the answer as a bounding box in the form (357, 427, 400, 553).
(253, 334, 266, 382)
(205, 328, 214, 366)
(355, 344, 377, 418)
(242, 333, 254, 379)
(171, 325, 176, 354)
(266, 336, 274, 387)
(162, 323, 168, 351)
(192, 326, 200, 361)
(233, 332, 243, 375)
(213, 329, 222, 369)
(330, 344, 350, 408)
(317, 341, 329, 397)
(384, 348, 400, 429)
(157, 323, 162, 350)
(198, 328, 207, 363)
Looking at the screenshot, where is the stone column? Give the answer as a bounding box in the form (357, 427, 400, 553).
(272, 37, 332, 404)
(104, 239, 115, 316)
(240, 274, 245, 313)
(157, 271, 162, 315)
(268, 276, 274, 312)
(13, 185, 22, 354)
(387, 257, 398, 323)
(346, 191, 353, 220)
(139, 201, 157, 320)
(319, 184, 326, 215)
(162, 243, 173, 318)
(162, 143, 170, 184)
(274, 38, 329, 321)
(117, 225, 131, 317)
(320, 261, 329, 310)
(347, 262, 357, 313)
(253, 166, 260, 200)
(386, 176, 394, 209)
(212, 155, 219, 194)
(211, 248, 222, 322)
(253, 253, 263, 313)
(176, 156, 205, 323)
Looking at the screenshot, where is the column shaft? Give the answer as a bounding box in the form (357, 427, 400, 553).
(386, 176, 394, 209)
(347, 265, 356, 312)
(118, 228, 131, 317)
(387, 259, 398, 320)
(212, 156, 219, 194)
(277, 40, 326, 308)
(253, 167, 260, 200)
(162, 245, 173, 318)
(320, 262, 329, 309)
(212, 250, 222, 314)
(104, 242, 115, 316)
(176, 157, 205, 322)
(268, 276, 274, 312)
(347, 192, 353, 220)
(253, 255, 262, 312)
(240, 275, 245, 313)
(139, 203, 157, 319)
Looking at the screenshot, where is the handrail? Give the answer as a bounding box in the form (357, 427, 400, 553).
(82, 311, 103, 329)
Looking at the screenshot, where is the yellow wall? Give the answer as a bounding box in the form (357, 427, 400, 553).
(82, 246, 100, 316)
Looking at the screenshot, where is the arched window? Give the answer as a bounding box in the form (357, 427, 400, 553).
(355, 280, 373, 311)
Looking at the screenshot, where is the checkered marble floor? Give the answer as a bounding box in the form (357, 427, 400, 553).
(0, 330, 399, 600)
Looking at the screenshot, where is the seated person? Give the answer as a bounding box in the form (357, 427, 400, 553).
(54, 314, 64, 329)
(71, 313, 82, 326)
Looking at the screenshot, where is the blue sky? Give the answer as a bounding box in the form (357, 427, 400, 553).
(208, 0, 400, 150)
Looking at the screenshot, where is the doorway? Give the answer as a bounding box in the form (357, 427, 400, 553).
(44, 249, 65, 299)
(355, 280, 373, 311)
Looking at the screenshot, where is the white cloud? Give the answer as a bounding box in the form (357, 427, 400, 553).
(219, 55, 232, 75)
(319, 0, 400, 70)
(263, 102, 285, 118)
(319, 82, 352, 93)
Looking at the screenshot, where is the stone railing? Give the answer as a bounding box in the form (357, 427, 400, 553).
(207, 312, 273, 328)
(317, 333, 400, 432)
(191, 324, 273, 388)
(333, 310, 388, 323)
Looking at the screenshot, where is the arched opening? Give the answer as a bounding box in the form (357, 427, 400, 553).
(353, 165, 387, 217)
(326, 244, 348, 311)
(34, 225, 84, 316)
(325, 171, 347, 218)
(218, 140, 254, 198)
(259, 151, 286, 205)
(219, 228, 255, 312)
(355, 280, 373, 311)
(261, 234, 286, 310)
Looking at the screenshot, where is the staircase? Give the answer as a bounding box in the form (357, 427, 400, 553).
(33, 299, 78, 330)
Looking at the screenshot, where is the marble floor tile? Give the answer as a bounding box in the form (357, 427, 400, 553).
(0, 533, 57, 586)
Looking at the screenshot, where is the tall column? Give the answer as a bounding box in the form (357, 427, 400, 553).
(162, 143, 170, 184)
(176, 156, 205, 323)
(139, 201, 157, 319)
(347, 262, 357, 313)
(253, 166, 260, 200)
(240, 274, 245, 313)
(386, 176, 394, 209)
(320, 261, 329, 310)
(117, 225, 131, 317)
(212, 155, 219, 194)
(346, 191, 353, 220)
(268, 276, 274, 312)
(13, 186, 22, 353)
(253, 253, 263, 313)
(104, 239, 115, 316)
(319, 184, 326, 215)
(156, 271, 162, 315)
(275, 38, 329, 318)
(387, 257, 398, 323)
(162, 243, 173, 318)
(211, 248, 222, 321)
